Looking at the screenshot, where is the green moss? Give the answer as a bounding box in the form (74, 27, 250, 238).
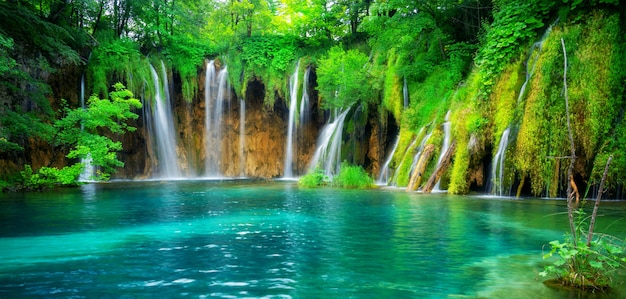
(490, 57, 524, 142)
(382, 49, 403, 120)
(512, 10, 624, 196)
(448, 106, 475, 194)
(88, 37, 146, 99)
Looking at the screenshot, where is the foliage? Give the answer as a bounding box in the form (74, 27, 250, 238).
(0, 33, 16, 74)
(541, 209, 626, 290)
(0, 111, 55, 152)
(316, 46, 372, 110)
(88, 37, 144, 98)
(332, 162, 375, 189)
(19, 164, 84, 190)
(514, 10, 624, 196)
(52, 83, 141, 178)
(447, 107, 475, 194)
(227, 35, 299, 106)
(401, 62, 462, 132)
(162, 35, 212, 102)
(475, 0, 555, 97)
(298, 168, 328, 188)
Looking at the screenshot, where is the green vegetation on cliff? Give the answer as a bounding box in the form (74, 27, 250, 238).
(0, 0, 625, 196)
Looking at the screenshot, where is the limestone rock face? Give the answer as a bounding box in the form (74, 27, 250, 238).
(115, 75, 322, 179)
(0, 63, 384, 182)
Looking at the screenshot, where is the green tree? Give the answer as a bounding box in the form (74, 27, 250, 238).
(316, 46, 372, 109)
(54, 83, 141, 179)
(18, 83, 142, 190)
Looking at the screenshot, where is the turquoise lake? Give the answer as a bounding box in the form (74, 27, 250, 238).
(1, 180, 625, 298)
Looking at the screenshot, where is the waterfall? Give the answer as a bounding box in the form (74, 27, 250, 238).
(146, 62, 182, 178)
(487, 22, 555, 193)
(377, 134, 400, 184)
(78, 74, 95, 182)
(403, 76, 409, 108)
(239, 98, 246, 177)
(489, 128, 510, 196)
(284, 60, 300, 178)
(433, 111, 452, 191)
(299, 66, 311, 125)
(408, 130, 432, 179)
(204, 61, 229, 177)
(204, 60, 216, 176)
(517, 23, 554, 104)
(308, 107, 352, 178)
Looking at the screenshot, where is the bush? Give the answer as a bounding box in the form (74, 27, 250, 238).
(540, 210, 626, 291)
(298, 168, 328, 188)
(20, 164, 83, 190)
(332, 162, 375, 189)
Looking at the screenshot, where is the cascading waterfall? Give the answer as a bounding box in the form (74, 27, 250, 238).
(299, 66, 311, 125)
(204, 60, 230, 177)
(408, 130, 432, 180)
(489, 128, 510, 196)
(308, 107, 352, 177)
(433, 111, 452, 191)
(284, 60, 300, 178)
(517, 22, 555, 105)
(78, 74, 95, 182)
(204, 60, 216, 175)
(403, 76, 409, 108)
(377, 135, 400, 184)
(487, 22, 555, 194)
(239, 98, 246, 177)
(147, 61, 182, 178)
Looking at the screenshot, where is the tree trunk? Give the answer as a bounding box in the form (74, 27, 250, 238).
(587, 155, 613, 246)
(406, 144, 434, 191)
(423, 141, 456, 193)
(516, 176, 525, 198)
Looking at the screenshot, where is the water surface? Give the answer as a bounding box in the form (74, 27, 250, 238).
(1, 180, 625, 298)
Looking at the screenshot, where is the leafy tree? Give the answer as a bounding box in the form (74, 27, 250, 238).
(316, 46, 372, 109)
(16, 83, 142, 190)
(51, 83, 142, 180)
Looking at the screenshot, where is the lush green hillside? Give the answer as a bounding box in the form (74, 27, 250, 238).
(0, 0, 624, 196)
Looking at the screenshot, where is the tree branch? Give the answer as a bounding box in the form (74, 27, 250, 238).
(587, 155, 613, 247)
(562, 37, 577, 245)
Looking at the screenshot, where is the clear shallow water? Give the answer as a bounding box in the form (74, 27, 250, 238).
(1, 181, 625, 298)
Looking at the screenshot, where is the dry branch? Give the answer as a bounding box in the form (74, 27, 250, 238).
(562, 38, 577, 244)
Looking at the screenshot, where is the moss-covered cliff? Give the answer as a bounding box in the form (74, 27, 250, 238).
(1, 1, 624, 196)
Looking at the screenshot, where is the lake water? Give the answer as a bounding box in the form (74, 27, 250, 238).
(1, 180, 625, 298)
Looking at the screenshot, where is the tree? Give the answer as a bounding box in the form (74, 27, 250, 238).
(316, 46, 372, 109)
(18, 83, 142, 190)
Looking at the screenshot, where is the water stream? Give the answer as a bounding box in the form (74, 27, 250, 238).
(284, 61, 300, 178)
(204, 61, 230, 177)
(147, 61, 182, 178)
(377, 134, 400, 184)
(433, 111, 452, 191)
(488, 22, 555, 194)
(78, 74, 95, 182)
(490, 128, 511, 196)
(308, 108, 352, 177)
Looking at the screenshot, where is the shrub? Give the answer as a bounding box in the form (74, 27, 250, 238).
(541, 210, 626, 291)
(332, 162, 375, 189)
(298, 168, 328, 188)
